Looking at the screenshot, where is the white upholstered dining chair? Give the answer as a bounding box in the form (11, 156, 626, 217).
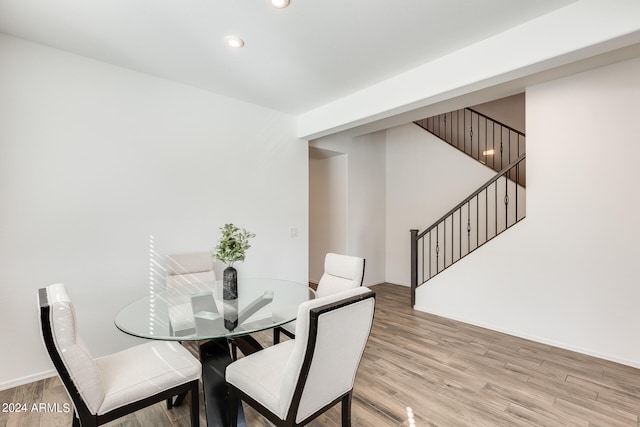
(165, 252, 218, 337)
(166, 252, 216, 289)
(226, 287, 375, 427)
(38, 283, 202, 427)
(273, 252, 365, 344)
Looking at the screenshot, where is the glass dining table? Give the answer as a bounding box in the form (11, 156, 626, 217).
(115, 278, 316, 427)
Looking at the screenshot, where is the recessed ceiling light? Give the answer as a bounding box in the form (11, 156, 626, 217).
(270, 0, 290, 8)
(225, 36, 244, 48)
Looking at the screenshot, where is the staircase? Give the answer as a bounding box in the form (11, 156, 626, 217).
(415, 107, 526, 185)
(410, 108, 526, 306)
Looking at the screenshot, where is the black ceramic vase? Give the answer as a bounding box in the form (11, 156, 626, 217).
(223, 266, 238, 300)
(224, 298, 238, 331)
(223, 266, 238, 330)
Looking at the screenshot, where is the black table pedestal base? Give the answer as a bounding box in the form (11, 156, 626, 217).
(199, 339, 246, 427)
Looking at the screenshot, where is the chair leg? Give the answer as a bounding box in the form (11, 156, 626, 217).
(273, 327, 281, 344)
(231, 340, 238, 361)
(167, 397, 173, 409)
(75, 411, 98, 427)
(190, 381, 200, 427)
(341, 392, 352, 427)
(227, 387, 239, 427)
(174, 392, 187, 407)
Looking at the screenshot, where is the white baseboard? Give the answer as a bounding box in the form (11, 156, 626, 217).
(0, 369, 57, 392)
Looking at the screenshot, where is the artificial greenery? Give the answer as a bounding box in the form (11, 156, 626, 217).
(212, 223, 256, 267)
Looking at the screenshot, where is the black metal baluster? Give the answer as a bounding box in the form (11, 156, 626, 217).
(493, 123, 496, 170)
(434, 115, 438, 142)
(451, 213, 454, 265)
(477, 111, 479, 159)
(459, 109, 462, 150)
(459, 206, 462, 261)
(455, 109, 459, 149)
(500, 126, 504, 170)
(450, 111, 452, 144)
(436, 226, 439, 274)
(467, 202, 471, 254)
(505, 170, 509, 229)
(476, 194, 479, 250)
(444, 112, 447, 141)
(421, 236, 425, 283)
(428, 232, 432, 279)
(515, 162, 519, 222)
(469, 112, 473, 157)
(464, 109, 466, 154)
(485, 187, 488, 243)
(476, 112, 480, 160)
(508, 129, 512, 164)
(484, 116, 488, 165)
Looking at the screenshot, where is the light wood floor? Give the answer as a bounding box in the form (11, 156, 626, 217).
(3, 283, 640, 426)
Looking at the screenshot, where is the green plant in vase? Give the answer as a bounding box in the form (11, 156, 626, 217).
(212, 224, 255, 302)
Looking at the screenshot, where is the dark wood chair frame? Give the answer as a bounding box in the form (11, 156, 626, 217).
(228, 291, 375, 427)
(273, 258, 365, 345)
(38, 288, 200, 427)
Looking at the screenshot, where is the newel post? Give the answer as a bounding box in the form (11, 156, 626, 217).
(410, 229, 418, 307)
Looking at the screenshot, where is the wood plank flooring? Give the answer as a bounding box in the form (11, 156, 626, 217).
(3, 283, 640, 426)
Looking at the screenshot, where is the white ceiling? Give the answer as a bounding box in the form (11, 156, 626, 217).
(0, 0, 578, 115)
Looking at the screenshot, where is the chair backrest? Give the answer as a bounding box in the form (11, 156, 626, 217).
(280, 287, 375, 424)
(38, 284, 105, 417)
(166, 252, 216, 288)
(315, 253, 365, 298)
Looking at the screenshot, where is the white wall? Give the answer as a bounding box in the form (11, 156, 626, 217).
(415, 56, 640, 368)
(309, 154, 347, 283)
(385, 124, 496, 285)
(345, 132, 386, 285)
(0, 35, 308, 389)
(309, 131, 386, 286)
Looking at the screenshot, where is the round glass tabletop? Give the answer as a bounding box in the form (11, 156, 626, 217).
(115, 278, 316, 341)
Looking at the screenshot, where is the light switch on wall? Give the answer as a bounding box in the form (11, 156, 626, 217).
(289, 227, 298, 237)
